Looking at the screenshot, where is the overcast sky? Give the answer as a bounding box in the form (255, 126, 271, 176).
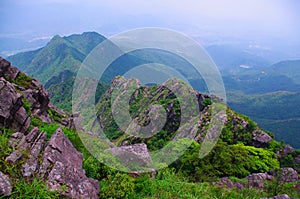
(1, 0, 299, 44)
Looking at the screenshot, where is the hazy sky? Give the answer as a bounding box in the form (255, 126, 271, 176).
(1, 0, 299, 44)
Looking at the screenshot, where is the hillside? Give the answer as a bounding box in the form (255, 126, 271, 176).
(227, 91, 300, 148)
(0, 57, 300, 198)
(7, 32, 300, 150)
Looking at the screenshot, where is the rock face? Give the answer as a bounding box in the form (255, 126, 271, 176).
(0, 171, 12, 196)
(0, 57, 74, 131)
(106, 144, 152, 168)
(39, 128, 99, 198)
(0, 76, 30, 133)
(252, 130, 273, 148)
(6, 127, 99, 198)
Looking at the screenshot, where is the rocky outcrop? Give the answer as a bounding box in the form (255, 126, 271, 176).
(39, 128, 99, 198)
(267, 168, 299, 183)
(277, 145, 296, 157)
(216, 168, 299, 191)
(5, 127, 99, 198)
(246, 172, 273, 189)
(0, 57, 74, 130)
(252, 129, 273, 148)
(0, 171, 12, 196)
(0, 77, 30, 133)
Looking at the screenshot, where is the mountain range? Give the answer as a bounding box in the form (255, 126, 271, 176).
(7, 32, 300, 148)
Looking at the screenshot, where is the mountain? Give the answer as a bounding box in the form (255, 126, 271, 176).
(0, 57, 299, 198)
(8, 32, 106, 84)
(7, 32, 300, 149)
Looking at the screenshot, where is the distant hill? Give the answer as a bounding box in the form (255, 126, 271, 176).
(8, 32, 106, 84)
(268, 60, 300, 84)
(206, 45, 271, 70)
(227, 91, 300, 148)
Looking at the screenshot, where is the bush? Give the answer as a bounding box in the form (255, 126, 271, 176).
(8, 178, 61, 199)
(99, 173, 135, 199)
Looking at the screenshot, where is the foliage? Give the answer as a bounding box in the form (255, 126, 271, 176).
(130, 169, 267, 199)
(12, 73, 37, 90)
(99, 173, 135, 199)
(171, 142, 279, 180)
(202, 97, 212, 107)
(47, 109, 63, 123)
(6, 178, 61, 199)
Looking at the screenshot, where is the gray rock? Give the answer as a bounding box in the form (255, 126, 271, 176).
(23, 132, 47, 177)
(252, 130, 272, 148)
(246, 172, 273, 189)
(106, 144, 152, 168)
(8, 132, 24, 147)
(277, 145, 296, 158)
(268, 168, 299, 183)
(214, 177, 246, 190)
(0, 77, 26, 132)
(0, 171, 12, 196)
(39, 128, 99, 199)
(6, 127, 40, 164)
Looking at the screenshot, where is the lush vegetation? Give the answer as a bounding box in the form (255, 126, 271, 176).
(227, 91, 300, 148)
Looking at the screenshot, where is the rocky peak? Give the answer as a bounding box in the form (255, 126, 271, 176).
(0, 57, 74, 130)
(97, 76, 273, 150)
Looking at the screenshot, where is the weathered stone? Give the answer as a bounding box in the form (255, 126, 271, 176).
(23, 132, 47, 177)
(277, 145, 296, 158)
(39, 128, 99, 198)
(214, 177, 246, 190)
(47, 161, 99, 199)
(106, 144, 152, 168)
(5, 65, 19, 80)
(6, 127, 40, 164)
(246, 172, 273, 189)
(8, 132, 24, 147)
(252, 130, 272, 148)
(0, 75, 31, 132)
(268, 168, 299, 183)
(0, 171, 12, 196)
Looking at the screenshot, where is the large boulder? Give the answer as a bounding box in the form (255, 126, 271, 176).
(6, 128, 100, 199)
(106, 144, 152, 169)
(39, 128, 99, 199)
(252, 130, 272, 148)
